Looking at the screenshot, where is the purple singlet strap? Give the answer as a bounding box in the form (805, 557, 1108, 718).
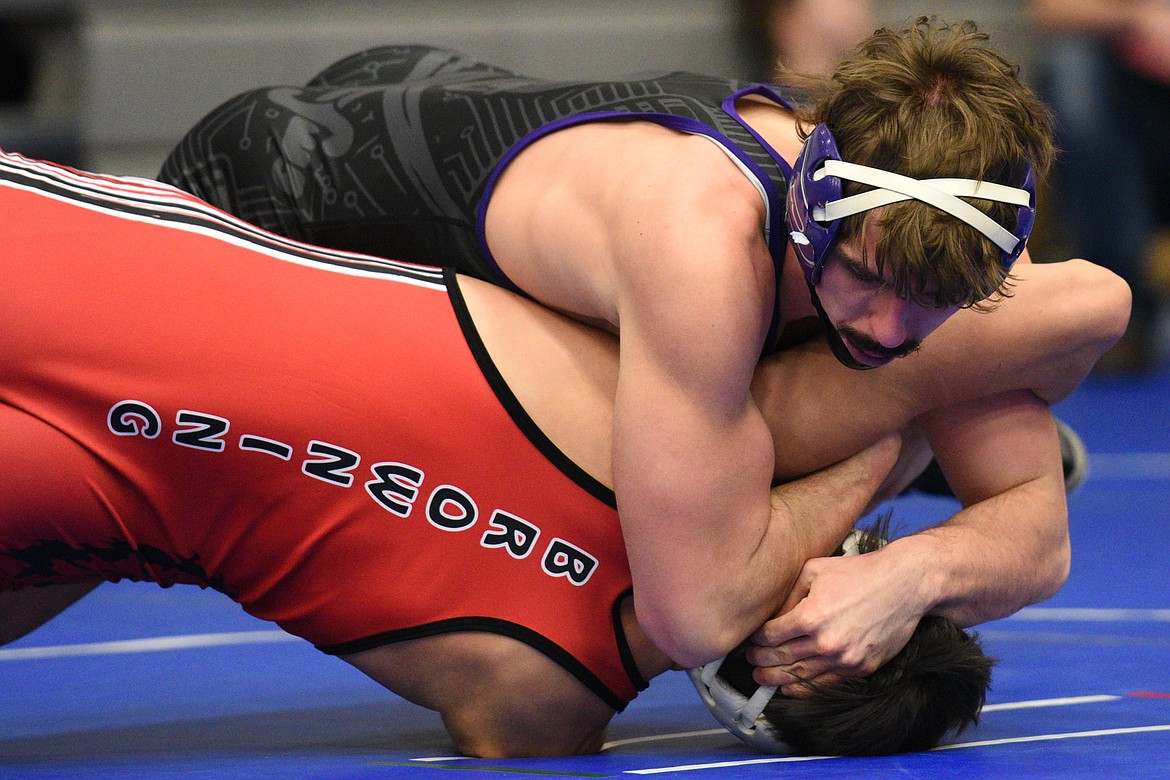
(474, 106, 788, 298)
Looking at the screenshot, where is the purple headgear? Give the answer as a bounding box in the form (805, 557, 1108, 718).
(786, 124, 1036, 286)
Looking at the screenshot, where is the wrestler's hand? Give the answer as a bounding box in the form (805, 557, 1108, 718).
(744, 544, 926, 696)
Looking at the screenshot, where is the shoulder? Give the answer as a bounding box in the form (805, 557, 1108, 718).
(594, 131, 776, 355)
(1017, 258, 1131, 346)
(601, 128, 771, 256)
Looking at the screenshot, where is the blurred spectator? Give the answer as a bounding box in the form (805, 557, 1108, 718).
(1030, 0, 1170, 372)
(735, 0, 875, 81)
(0, 15, 83, 168)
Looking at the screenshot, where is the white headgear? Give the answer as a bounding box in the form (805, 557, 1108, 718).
(686, 529, 870, 753)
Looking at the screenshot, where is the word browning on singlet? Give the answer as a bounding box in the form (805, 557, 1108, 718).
(107, 399, 599, 586)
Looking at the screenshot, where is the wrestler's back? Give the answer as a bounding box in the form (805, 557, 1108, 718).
(0, 152, 641, 711)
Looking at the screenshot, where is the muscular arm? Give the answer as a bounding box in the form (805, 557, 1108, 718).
(913, 390, 1070, 625)
(750, 390, 1068, 690)
(754, 258, 1131, 481)
(610, 136, 887, 667)
(486, 122, 894, 668)
(745, 258, 1127, 691)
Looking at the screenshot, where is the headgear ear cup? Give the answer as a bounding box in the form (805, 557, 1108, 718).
(785, 124, 843, 285)
(686, 529, 874, 754)
(784, 123, 1037, 285)
(1006, 166, 1036, 266)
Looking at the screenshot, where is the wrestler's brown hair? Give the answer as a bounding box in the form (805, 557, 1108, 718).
(717, 519, 995, 755)
(786, 17, 1056, 310)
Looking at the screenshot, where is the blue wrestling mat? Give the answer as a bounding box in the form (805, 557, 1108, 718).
(2, 366, 1169, 779)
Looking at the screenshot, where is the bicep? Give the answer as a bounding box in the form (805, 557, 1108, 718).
(608, 174, 776, 486)
(918, 389, 1062, 507)
(607, 156, 778, 512)
(610, 301, 777, 549)
(606, 204, 779, 600)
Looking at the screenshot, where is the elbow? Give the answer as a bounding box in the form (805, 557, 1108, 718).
(1032, 547, 1070, 606)
(1039, 523, 1072, 602)
(1095, 267, 1133, 351)
(1030, 501, 1072, 604)
(1070, 259, 1133, 355)
(1040, 260, 1132, 389)
(635, 594, 745, 670)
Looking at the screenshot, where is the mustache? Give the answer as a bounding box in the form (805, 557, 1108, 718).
(836, 324, 921, 361)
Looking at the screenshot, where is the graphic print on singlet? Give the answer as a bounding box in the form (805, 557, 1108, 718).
(158, 44, 796, 319)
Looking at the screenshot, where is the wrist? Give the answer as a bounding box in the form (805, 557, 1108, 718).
(875, 532, 948, 618)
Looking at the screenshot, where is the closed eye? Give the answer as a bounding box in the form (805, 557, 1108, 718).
(843, 257, 884, 286)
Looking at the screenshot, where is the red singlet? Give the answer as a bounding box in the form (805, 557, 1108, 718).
(0, 151, 644, 709)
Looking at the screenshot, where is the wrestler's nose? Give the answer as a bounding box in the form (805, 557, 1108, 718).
(865, 293, 911, 348)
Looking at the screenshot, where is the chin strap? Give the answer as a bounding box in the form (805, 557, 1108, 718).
(806, 281, 875, 371)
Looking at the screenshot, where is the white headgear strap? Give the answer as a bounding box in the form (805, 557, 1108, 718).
(687, 658, 785, 753)
(811, 160, 1031, 254)
(687, 529, 874, 754)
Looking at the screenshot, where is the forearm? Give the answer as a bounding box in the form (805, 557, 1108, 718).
(878, 478, 1070, 628)
(748, 395, 1069, 689)
(622, 413, 896, 668)
(763, 434, 902, 590)
(614, 264, 898, 666)
(914, 390, 1071, 626)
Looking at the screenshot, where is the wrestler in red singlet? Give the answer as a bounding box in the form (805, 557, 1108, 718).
(0, 150, 644, 710)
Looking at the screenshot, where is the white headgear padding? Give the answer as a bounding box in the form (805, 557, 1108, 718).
(687, 657, 787, 753)
(686, 528, 872, 753)
(811, 160, 1032, 254)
